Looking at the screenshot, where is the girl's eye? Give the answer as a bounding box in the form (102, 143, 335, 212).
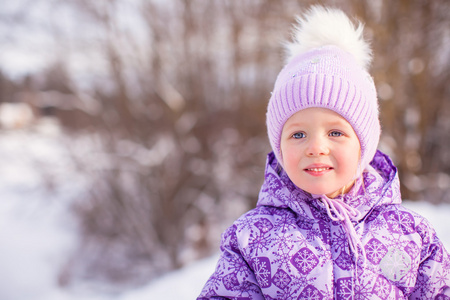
(292, 132, 306, 139)
(329, 131, 344, 137)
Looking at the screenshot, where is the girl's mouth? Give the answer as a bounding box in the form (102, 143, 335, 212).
(305, 167, 332, 172)
(304, 165, 333, 176)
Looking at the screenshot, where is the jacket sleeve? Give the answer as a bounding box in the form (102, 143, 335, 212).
(409, 220, 450, 299)
(198, 224, 264, 300)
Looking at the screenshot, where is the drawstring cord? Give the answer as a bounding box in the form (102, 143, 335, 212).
(318, 194, 366, 263)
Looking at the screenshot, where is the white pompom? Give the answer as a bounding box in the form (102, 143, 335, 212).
(285, 5, 372, 70)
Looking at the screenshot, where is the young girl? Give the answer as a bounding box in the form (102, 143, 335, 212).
(198, 6, 450, 299)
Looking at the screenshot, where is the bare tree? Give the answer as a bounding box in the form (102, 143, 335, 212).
(351, 0, 450, 202)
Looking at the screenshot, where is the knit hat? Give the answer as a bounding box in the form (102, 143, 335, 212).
(267, 6, 380, 171)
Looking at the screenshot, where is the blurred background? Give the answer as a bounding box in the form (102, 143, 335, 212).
(0, 0, 449, 296)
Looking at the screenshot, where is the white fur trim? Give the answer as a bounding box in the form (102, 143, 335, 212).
(285, 5, 372, 70)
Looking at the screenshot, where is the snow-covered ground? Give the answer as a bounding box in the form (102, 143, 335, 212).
(0, 129, 449, 300)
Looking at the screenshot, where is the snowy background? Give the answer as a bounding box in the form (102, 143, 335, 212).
(1, 0, 449, 299)
(1, 128, 449, 300)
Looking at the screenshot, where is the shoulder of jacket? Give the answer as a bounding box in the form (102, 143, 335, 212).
(230, 205, 296, 231)
(386, 204, 439, 245)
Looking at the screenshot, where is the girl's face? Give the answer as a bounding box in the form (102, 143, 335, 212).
(280, 108, 361, 198)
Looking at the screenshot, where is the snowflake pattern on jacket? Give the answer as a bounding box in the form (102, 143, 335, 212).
(198, 151, 450, 299)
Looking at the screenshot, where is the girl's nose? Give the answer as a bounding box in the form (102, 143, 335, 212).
(306, 137, 330, 156)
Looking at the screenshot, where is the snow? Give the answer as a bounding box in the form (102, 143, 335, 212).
(0, 129, 449, 300)
(0, 128, 79, 300)
(118, 254, 219, 300)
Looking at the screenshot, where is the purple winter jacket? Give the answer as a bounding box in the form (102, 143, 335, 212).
(198, 151, 450, 299)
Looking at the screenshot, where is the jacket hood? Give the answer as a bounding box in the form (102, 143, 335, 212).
(257, 150, 402, 223)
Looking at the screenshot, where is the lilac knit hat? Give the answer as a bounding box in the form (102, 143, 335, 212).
(267, 6, 380, 171)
